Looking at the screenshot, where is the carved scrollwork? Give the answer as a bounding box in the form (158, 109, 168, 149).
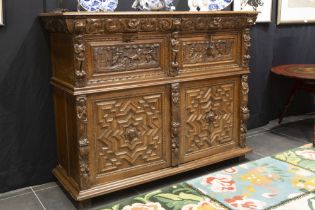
(74, 35, 86, 87)
(86, 19, 104, 34)
(76, 95, 90, 189)
(171, 83, 180, 166)
(240, 75, 250, 148)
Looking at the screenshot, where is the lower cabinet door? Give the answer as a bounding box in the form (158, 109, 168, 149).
(180, 77, 240, 163)
(88, 85, 171, 185)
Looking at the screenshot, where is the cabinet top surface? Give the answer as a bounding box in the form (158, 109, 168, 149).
(40, 11, 258, 17)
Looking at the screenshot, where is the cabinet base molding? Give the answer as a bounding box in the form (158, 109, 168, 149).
(54, 147, 251, 201)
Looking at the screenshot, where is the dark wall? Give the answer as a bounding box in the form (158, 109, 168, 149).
(0, 0, 56, 192)
(247, 0, 315, 128)
(0, 0, 314, 192)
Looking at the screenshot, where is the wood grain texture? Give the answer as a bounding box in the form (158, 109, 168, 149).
(42, 11, 257, 202)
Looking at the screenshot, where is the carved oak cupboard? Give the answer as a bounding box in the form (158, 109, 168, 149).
(40, 11, 257, 201)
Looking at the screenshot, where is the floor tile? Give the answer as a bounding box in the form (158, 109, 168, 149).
(91, 188, 139, 210)
(247, 132, 306, 156)
(0, 192, 43, 210)
(271, 118, 313, 142)
(35, 186, 77, 210)
(0, 187, 33, 200)
(247, 126, 268, 137)
(32, 182, 59, 192)
(245, 151, 264, 161)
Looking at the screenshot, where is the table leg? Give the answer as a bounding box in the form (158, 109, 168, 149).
(313, 97, 315, 148)
(278, 81, 301, 124)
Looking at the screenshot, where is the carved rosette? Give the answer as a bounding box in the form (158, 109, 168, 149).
(74, 35, 86, 87)
(242, 28, 251, 68)
(240, 75, 250, 148)
(76, 95, 90, 189)
(171, 83, 180, 166)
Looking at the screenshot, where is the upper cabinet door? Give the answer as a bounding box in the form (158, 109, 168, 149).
(179, 77, 240, 163)
(88, 85, 171, 186)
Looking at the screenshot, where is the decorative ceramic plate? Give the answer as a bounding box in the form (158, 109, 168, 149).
(78, 0, 118, 12)
(208, 0, 233, 11)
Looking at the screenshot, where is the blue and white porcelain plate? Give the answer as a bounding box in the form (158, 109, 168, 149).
(78, 0, 118, 12)
(208, 0, 233, 11)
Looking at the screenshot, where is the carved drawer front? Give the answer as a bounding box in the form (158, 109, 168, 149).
(85, 34, 169, 85)
(180, 77, 240, 163)
(89, 86, 171, 185)
(178, 32, 241, 74)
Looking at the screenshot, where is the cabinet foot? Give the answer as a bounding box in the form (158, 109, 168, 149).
(238, 155, 246, 162)
(77, 199, 92, 209)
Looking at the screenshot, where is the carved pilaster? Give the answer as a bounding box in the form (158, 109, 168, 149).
(170, 31, 179, 77)
(171, 83, 180, 166)
(76, 95, 90, 189)
(242, 28, 251, 68)
(240, 75, 250, 148)
(74, 35, 86, 87)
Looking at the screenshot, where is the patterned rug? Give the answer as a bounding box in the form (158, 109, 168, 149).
(98, 144, 315, 210)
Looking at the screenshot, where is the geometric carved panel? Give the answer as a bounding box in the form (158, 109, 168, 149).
(184, 82, 234, 156)
(95, 94, 164, 176)
(92, 43, 161, 73)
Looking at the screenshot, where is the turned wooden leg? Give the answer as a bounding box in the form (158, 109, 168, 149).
(278, 81, 301, 124)
(77, 199, 92, 209)
(313, 98, 315, 148)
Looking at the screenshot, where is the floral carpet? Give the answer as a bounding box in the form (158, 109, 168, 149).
(99, 144, 315, 210)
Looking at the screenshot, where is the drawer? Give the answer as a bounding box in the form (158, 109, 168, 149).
(85, 34, 169, 85)
(88, 86, 171, 185)
(178, 32, 241, 74)
(179, 77, 240, 163)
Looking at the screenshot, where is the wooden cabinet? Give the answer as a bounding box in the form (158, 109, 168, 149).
(41, 11, 257, 201)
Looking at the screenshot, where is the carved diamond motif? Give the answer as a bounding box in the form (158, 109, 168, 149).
(184, 82, 234, 155)
(95, 94, 164, 175)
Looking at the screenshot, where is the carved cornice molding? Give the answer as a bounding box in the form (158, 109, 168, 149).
(76, 95, 90, 189)
(41, 14, 257, 34)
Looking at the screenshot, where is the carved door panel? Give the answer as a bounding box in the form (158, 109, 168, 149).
(84, 34, 169, 85)
(88, 86, 171, 185)
(180, 77, 240, 163)
(178, 32, 241, 74)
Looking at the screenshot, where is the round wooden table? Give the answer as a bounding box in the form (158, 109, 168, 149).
(271, 64, 315, 146)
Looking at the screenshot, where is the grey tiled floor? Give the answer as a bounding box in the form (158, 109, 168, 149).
(0, 114, 313, 210)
